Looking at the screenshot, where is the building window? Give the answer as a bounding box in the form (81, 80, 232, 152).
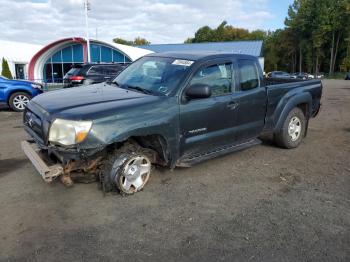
(101, 46, 112, 62)
(90, 44, 101, 62)
(43, 43, 130, 82)
(72, 44, 83, 61)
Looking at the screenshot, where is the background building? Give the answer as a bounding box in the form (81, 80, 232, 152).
(138, 40, 264, 69)
(1, 39, 264, 81)
(0, 38, 152, 82)
(0, 40, 42, 79)
(29, 37, 152, 82)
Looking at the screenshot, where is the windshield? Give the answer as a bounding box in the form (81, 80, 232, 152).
(113, 56, 193, 96)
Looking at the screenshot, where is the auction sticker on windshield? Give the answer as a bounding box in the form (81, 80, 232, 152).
(172, 59, 194, 66)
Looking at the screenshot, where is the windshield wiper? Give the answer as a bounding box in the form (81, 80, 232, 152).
(123, 84, 153, 95)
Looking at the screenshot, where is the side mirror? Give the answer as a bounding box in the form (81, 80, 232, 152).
(186, 84, 212, 99)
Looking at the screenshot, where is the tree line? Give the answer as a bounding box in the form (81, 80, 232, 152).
(113, 0, 350, 75)
(185, 0, 350, 75)
(113, 37, 150, 46)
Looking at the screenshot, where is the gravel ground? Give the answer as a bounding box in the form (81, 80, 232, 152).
(0, 80, 349, 262)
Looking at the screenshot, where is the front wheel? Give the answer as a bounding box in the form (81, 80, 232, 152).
(274, 107, 306, 149)
(103, 145, 152, 195)
(9, 92, 31, 112)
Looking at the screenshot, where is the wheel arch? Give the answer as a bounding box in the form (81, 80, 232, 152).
(106, 134, 171, 166)
(7, 89, 32, 104)
(273, 92, 312, 132)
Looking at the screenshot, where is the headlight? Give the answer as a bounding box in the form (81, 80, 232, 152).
(49, 119, 92, 146)
(31, 83, 42, 89)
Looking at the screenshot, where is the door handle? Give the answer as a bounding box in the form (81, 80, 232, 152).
(227, 101, 238, 110)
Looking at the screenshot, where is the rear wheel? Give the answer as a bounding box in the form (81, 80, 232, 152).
(9, 92, 31, 112)
(274, 107, 306, 149)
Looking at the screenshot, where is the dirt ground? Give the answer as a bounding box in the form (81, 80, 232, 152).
(0, 80, 349, 262)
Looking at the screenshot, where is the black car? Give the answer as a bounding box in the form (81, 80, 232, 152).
(345, 72, 350, 80)
(63, 63, 127, 88)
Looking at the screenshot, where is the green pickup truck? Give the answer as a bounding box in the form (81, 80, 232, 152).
(22, 52, 322, 195)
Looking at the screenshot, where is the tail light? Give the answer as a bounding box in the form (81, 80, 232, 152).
(70, 76, 84, 83)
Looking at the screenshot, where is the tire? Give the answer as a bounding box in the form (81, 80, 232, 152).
(102, 142, 152, 196)
(9, 92, 31, 112)
(274, 107, 306, 149)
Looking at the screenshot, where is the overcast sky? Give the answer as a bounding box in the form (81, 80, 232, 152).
(0, 0, 293, 45)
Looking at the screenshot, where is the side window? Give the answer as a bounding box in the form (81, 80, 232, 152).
(88, 66, 104, 75)
(104, 66, 121, 75)
(190, 63, 232, 96)
(238, 60, 260, 91)
(109, 66, 122, 75)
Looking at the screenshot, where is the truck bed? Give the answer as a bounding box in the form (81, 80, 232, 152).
(263, 78, 323, 131)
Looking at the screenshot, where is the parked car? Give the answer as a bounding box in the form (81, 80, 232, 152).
(314, 73, 325, 79)
(291, 72, 310, 80)
(0, 76, 43, 111)
(345, 72, 350, 80)
(21, 52, 322, 195)
(266, 71, 291, 79)
(305, 73, 325, 79)
(291, 72, 309, 80)
(63, 63, 126, 88)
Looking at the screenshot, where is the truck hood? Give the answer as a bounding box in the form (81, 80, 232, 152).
(30, 83, 162, 119)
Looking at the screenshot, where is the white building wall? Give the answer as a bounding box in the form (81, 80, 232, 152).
(0, 40, 42, 78)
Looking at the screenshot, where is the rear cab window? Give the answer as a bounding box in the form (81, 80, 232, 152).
(238, 59, 260, 91)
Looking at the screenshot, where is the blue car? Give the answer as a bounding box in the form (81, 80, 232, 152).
(0, 76, 43, 111)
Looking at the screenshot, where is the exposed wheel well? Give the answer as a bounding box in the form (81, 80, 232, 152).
(107, 135, 169, 166)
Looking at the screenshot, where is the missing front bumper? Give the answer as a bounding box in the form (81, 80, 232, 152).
(21, 140, 63, 183)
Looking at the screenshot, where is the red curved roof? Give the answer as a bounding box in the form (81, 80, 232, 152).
(28, 37, 86, 80)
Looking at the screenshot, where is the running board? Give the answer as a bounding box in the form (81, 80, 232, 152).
(176, 138, 261, 167)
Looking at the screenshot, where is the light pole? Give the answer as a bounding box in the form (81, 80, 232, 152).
(84, 0, 91, 63)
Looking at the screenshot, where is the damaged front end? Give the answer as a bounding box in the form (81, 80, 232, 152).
(21, 140, 105, 186)
(22, 102, 109, 186)
(21, 140, 63, 183)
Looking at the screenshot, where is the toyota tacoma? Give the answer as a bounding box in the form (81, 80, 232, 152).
(21, 52, 322, 195)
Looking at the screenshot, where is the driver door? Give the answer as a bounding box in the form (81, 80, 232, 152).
(179, 60, 236, 157)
